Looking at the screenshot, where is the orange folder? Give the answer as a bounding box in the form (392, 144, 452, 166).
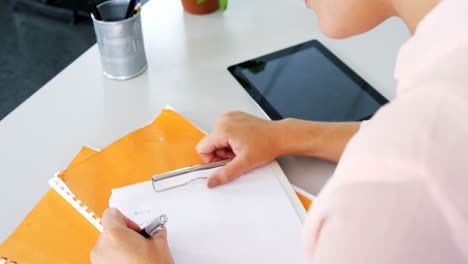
(0, 147, 100, 264)
(295, 190, 313, 211)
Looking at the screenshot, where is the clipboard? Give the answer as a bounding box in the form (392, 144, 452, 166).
(151, 158, 308, 220)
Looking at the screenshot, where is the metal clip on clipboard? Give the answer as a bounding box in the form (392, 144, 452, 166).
(151, 159, 230, 192)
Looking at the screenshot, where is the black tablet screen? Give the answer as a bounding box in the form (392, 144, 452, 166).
(229, 40, 388, 122)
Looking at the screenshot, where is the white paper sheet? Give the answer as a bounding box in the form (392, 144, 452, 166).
(109, 164, 306, 264)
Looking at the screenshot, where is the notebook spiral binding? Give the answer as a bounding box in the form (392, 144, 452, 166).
(0, 256, 16, 264)
(49, 173, 103, 232)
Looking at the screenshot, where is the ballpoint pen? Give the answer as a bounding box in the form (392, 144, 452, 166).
(89, 1, 102, 20)
(125, 0, 137, 19)
(130, 2, 141, 17)
(139, 214, 168, 238)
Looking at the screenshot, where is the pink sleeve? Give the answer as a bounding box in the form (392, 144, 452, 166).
(302, 172, 465, 263)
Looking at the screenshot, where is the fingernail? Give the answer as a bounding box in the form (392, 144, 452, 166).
(207, 178, 218, 188)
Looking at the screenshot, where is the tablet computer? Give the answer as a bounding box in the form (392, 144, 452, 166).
(228, 40, 388, 121)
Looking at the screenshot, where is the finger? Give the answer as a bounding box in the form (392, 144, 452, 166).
(122, 214, 141, 232)
(211, 156, 223, 162)
(214, 148, 236, 159)
(198, 153, 215, 163)
(154, 226, 168, 241)
(207, 156, 250, 188)
(196, 133, 231, 163)
(148, 226, 169, 246)
(102, 208, 127, 230)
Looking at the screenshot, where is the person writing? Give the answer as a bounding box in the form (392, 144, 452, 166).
(91, 0, 468, 263)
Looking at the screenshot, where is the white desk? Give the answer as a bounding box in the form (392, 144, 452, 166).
(0, 0, 410, 242)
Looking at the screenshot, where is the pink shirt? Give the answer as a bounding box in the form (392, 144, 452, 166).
(303, 0, 468, 263)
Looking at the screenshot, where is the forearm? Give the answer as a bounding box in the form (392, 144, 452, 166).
(273, 119, 360, 163)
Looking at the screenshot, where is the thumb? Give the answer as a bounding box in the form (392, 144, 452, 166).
(151, 226, 168, 242)
(207, 156, 250, 188)
(148, 226, 169, 248)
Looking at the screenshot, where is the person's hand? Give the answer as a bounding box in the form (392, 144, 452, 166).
(196, 111, 285, 188)
(91, 208, 174, 264)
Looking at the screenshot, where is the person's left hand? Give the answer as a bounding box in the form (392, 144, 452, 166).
(91, 208, 174, 264)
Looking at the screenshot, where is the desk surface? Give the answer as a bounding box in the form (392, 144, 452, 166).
(0, 0, 410, 242)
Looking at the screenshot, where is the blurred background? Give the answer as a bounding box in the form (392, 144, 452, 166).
(0, 0, 148, 120)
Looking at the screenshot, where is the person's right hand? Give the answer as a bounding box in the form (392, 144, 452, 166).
(91, 208, 174, 264)
(196, 111, 285, 188)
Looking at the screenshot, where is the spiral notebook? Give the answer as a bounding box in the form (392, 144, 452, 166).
(0, 109, 313, 263)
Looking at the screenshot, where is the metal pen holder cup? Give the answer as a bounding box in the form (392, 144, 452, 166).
(92, 0, 147, 80)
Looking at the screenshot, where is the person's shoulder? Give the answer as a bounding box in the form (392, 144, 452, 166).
(330, 70, 467, 188)
(354, 81, 466, 163)
(395, 0, 468, 94)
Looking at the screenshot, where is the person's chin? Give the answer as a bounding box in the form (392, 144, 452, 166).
(322, 30, 350, 39)
(319, 19, 372, 39)
(318, 22, 352, 39)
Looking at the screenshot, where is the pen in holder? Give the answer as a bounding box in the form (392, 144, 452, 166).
(91, 0, 147, 80)
(151, 159, 230, 192)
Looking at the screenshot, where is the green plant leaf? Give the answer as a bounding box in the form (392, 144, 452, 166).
(219, 0, 228, 11)
(197, 0, 206, 3)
